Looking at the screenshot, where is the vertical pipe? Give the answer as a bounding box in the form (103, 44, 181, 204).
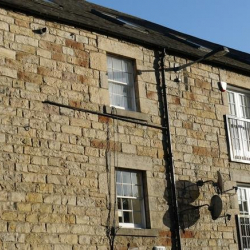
(160, 49, 182, 250)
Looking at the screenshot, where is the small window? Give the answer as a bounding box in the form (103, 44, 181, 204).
(107, 55, 136, 111)
(237, 186, 250, 249)
(226, 88, 250, 163)
(116, 169, 146, 228)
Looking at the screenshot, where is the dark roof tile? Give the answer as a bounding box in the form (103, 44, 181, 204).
(1, 0, 250, 74)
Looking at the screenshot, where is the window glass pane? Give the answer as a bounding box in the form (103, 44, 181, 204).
(118, 198, 122, 210)
(132, 172, 141, 185)
(239, 203, 243, 213)
(228, 92, 236, 116)
(122, 72, 129, 84)
(108, 72, 114, 80)
(239, 94, 247, 118)
(128, 73, 134, 85)
(127, 61, 133, 73)
(247, 95, 250, 118)
(109, 82, 129, 109)
(116, 171, 122, 183)
(113, 70, 123, 82)
(122, 60, 128, 72)
(133, 212, 142, 225)
(122, 172, 131, 183)
(132, 199, 141, 212)
(116, 184, 122, 196)
(107, 56, 112, 69)
(119, 215, 123, 223)
(122, 198, 132, 210)
(133, 185, 142, 197)
(123, 184, 133, 197)
(113, 57, 122, 71)
(243, 201, 248, 214)
(123, 212, 133, 223)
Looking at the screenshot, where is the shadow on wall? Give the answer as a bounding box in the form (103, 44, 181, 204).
(163, 180, 201, 231)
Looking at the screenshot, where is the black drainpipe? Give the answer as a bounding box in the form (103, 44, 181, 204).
(159, 49, 182, 250)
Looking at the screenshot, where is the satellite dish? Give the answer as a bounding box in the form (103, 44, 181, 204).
(208, 195, 223, 220)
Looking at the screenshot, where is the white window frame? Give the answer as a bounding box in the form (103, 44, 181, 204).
(116, 169, 146, 229)
(107, 55, 137, 111)
(226, 88, 250, 163)
(237, 186, 250, 250)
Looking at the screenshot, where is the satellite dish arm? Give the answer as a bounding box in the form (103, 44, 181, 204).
(179, 204, 209, 214)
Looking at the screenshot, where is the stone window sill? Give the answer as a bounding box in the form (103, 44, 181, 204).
(103, 106, 150, 122)
(115, 228, 158, 237)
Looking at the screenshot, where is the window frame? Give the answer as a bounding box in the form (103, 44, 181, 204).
(237, 186, 250, 250)
(107, 54, 137, 111)
(115, 169, 146, 229)
(226, 88, 250, 164)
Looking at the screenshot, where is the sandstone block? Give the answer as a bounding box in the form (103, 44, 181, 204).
(9, 192, 26, 202)
(0, 20, 9, 30)
(59, 234, 78, 244)
(26, 193, 43, 203)
(90, 52, 107, 71)
(0, 67, 17, 78)
(98, 36, 143, 60)
(54, 244, 72, 250)
(61, 125, 82, 136)
(16, 35, 38, 47)
(17, 203, 32, 212)
(47, 175, 66, 185)
(31, 156, 48, 166)
(0, 47, 16, 59)
(44, 195, 62, 205)
(22, 173, 46, 183)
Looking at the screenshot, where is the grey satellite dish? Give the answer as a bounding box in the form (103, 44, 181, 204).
(215, 171, 238, 194)
(208, 195, 223, 220)
(179, 195, 223, 221)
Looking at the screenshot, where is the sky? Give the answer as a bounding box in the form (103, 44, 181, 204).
(88, 0, 250, 54)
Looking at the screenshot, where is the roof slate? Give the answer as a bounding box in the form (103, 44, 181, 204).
(1, 0, 250, 74)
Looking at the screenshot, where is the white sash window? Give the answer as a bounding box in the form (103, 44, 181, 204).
(107, 55, 136, 111)
(116, 169, 146, 228)
(226, 89, 250, 163)
(237, 187, 250, 250)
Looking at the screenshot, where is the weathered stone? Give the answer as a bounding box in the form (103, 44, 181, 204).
(0, 4, 247, 250)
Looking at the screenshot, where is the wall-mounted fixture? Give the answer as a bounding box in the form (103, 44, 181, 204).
(180, 195, 223, 221)
(32, 27, 47, 34)
(182, 171, 238, 196)
(24, 125, 30, 131)
(220, 213, 231, 221)
(137, 46, 229, 75)
(209, 195, 223, 220)
(222, 186, 238, 194)
(183, 171, 223, 195)
(218, 81, 227, 92)
(153, 247, 166, 250)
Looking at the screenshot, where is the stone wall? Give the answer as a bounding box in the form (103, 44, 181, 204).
(0, 6, 249, 250)
(164, 54, 250, 249)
